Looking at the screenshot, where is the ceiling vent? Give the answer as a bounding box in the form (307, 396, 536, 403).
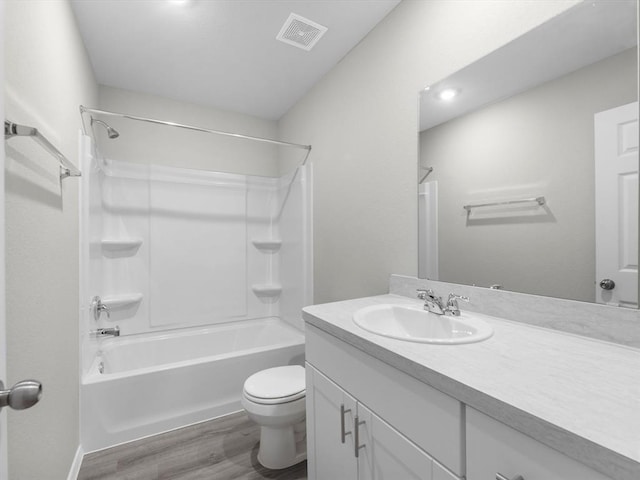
(276, 13, 328, 51)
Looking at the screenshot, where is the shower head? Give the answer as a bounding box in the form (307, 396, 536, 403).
(91, 118, 120, 139)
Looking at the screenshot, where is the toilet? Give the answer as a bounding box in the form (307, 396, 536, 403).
(241, 365, 307, 469)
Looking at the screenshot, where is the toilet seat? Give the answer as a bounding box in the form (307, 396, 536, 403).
(243, 365, 305, 405)
(244, 390, 305, 405)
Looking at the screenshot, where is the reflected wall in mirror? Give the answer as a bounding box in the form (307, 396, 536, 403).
(418, 0, 638, 307)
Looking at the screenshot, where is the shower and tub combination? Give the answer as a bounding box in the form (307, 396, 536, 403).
(78, 106, 312, 453)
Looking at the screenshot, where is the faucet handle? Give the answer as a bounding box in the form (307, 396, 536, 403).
(417, 288, 437, 299)
(446, 293, 469, 316)
(100, 303, 111, 319)
(447, 293, 469, 303)
(91, 296, 111, 321)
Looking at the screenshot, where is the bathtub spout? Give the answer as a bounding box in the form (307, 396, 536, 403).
(91, 326, 120, 338)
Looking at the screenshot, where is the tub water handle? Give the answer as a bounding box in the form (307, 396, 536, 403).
(91, 296, 110, 321)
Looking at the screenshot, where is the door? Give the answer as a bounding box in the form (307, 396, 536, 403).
(306, 364, 358, 480)
(595, 102, 639, 307)
(356, 402, 433, 480)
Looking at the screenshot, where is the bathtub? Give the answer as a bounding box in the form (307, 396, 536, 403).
(81, 317, 305, 452)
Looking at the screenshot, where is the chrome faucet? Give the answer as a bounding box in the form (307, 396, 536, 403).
(417, 289, 446, 315)
(417, 289, 470, 316)
(445, 293, 469, 316)
(91, 296, 110, 321)
(91, 326, 120, 337)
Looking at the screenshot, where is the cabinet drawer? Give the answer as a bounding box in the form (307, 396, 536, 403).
(466, 407, 613, 480)
(306, 325, 464, 475)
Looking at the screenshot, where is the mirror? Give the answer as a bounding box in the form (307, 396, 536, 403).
(418, 1, 638, 306)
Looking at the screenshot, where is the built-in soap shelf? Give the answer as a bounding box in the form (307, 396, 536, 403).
(101, 238, 143, 253)
(251, 284, 282, 297)
(101, 293, 143, 310)
(251, 238, 282, 252)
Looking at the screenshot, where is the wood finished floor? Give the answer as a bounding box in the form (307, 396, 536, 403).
(77, 411, 307, 480)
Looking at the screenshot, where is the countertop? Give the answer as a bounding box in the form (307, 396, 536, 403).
(302, 294, 640, 480)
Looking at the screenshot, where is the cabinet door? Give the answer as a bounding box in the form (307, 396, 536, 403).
(306, 324, 464, 475)
(306, 364, 358, 480)
(357, 402, 433, 480)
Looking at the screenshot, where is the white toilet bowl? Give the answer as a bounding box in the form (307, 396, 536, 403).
(241, 365, 307, 469)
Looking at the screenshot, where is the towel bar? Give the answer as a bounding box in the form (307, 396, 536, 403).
(5, 120, 81, 179)
(463, 196, 545, 213)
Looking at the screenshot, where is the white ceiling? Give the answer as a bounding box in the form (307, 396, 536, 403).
(419, 0, 638, 131)
(70, 0, 401, 120)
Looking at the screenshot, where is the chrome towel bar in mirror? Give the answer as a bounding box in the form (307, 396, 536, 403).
(463, 196, 546, 213)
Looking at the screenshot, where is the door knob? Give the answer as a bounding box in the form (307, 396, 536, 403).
(0, 379, 42, 411)
(599, 278, 616, 290)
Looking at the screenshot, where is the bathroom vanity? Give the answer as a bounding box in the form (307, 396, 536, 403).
(303, 292, 640, 480)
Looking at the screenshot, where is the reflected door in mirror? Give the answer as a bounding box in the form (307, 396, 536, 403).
(595, 101, 639, 308)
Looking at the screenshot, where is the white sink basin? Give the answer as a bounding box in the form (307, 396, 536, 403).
(352, 304, 493, 345)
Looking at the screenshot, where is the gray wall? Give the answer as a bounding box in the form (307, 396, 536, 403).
(98, 86, 285, 177)
(277, 0, 580, 304)
(4, 0, 98, 478)
(420, 48, 637, 302)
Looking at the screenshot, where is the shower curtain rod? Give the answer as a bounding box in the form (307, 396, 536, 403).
(79, 106, 312, 152)
(419, 166, 433, 184)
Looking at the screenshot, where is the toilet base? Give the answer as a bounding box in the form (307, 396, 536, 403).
(257, 421, 307, 469)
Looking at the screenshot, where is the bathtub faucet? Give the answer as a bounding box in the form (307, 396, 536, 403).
(91, 326, 120, 337)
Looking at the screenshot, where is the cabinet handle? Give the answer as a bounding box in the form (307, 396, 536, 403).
(340, 404, 352, 443)
(496, 474, 524, 480)
(354, 416, 366, 458)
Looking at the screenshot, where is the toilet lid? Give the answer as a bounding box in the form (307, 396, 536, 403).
(243, 365, 305, 402)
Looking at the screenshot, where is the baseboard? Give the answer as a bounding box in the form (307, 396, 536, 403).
(66, 445, 84, 480)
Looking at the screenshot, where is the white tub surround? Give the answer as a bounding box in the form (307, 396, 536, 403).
(82, 317, 304, 452)
(79, 129, 312, 452)
(82, 158, 311, 338)
(303, 294, 640, 480)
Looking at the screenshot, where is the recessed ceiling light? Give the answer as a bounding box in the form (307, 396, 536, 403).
(438, 88, 459, 101)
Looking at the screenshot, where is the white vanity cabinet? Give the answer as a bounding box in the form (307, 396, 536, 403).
(305, 325, 463, 480)
(303, 294, 639, 480)
(466, 408, 614, 480)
